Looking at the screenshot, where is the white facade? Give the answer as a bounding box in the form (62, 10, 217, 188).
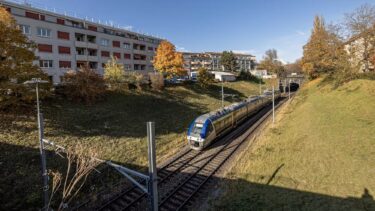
(210, 71, 236, 82)
(183, 52, 256, 74)
(2, 0, 162, 84)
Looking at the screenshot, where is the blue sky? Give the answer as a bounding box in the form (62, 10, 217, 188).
(30, 0, 372, 62)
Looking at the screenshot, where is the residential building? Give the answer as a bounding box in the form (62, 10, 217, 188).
(1, 0, 163, 84)
(344, 28, 375, 72)
(182, 51, 256, 74)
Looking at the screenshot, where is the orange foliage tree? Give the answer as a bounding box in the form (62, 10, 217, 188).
(0, 7, 49, 110)
(152, 40, 185, 77)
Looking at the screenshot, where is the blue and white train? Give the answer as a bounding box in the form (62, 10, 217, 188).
(187, 90, 281, 150)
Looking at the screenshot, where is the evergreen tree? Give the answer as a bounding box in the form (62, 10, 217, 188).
(220, 51, 237, 72)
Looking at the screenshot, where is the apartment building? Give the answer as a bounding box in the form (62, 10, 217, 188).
(1, 0, 163, 84)
(182, 52, 256, 74)
(344, 29, 375, 72)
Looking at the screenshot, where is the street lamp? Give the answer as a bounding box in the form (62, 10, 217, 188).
(23, 78, 49, 210)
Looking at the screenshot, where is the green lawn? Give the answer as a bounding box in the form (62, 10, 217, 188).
(0, 80, 264, 209)
(212, 79, 375, 210)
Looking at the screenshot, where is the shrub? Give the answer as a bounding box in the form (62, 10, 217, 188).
(104, 56, 125, 91)
(62, 66, 106, 103)
(238, 70, 263, 83)
(197, 67, 214, 88)
(149, 73, 164, 90)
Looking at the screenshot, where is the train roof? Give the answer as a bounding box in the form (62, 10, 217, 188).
(194, 96, 262, 123)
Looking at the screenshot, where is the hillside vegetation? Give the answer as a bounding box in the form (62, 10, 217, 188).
(0, 80, 265, 209)
(212, 79, 375, 210)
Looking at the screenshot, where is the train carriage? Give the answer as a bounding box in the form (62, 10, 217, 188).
(187, 90, 280, 150)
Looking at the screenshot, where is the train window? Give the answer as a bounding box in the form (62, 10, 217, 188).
(192, 123, 203, 134)
(207, 124, 214, 134)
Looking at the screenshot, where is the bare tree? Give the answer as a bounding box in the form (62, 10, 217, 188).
(344, 4, 375, 72)
(48, 144, 102, 210)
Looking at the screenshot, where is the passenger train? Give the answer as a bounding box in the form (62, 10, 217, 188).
(187, 90, 281, 150)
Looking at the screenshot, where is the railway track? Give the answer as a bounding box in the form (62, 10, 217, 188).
(96, 96, 290, 211)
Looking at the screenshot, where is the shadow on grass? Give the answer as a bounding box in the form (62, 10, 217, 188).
(0, 142, 149, 210)
(44, 91, 207, 138)
(1, 142, 374, 210)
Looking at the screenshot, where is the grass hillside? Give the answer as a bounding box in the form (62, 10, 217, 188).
(0, 80, 264, 209)
(212, 79, 375, 210)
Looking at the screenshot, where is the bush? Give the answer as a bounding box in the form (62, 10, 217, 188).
(104, 56, 125, 91)
(197, 67, 214, 88)
(125, 72, 147, 91)
(62, 66, 106, 103)
(238, 70, 263, 83)
(149, 73, 164, 90)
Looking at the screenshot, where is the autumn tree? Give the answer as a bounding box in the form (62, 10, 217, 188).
(104, 56, 125, 89)
(104, 56, 126, 90)
(0, 7, 49, 110)
(220, 51, 237, 72)
(301, 16, 338, 79)
(258, 49, 284, 76)
(197, 67, 213, 88)
(152, 40, 185, 77)
(284, 59, 303, 74)
(344, 4, 375, 72)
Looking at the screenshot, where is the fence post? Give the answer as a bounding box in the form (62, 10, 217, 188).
(38, 113, 49, 210)
(272, 86, 275, 124)
(147, 122, 158, 211)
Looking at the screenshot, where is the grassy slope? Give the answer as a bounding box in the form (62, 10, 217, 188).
(0, 81, 262, 209)
(212, 79, 375, 210)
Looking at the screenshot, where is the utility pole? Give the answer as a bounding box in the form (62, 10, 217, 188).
(221, 81, 224, 108)
(147, 122, 158, 211)
(259, 78, 262, 95)
(24, 78, 49, 210)
(289, 79, 290, 100)
(272, 85, 275, 124)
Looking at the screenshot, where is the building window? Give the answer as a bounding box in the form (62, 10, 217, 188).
(87, 35, 96, 43)
(113, 41, 120, 48)
(58, 46, 71, 54)
(57, 18, 65, 25)
(101, 51, 110, 57)
(88, 25, 97, 31)
(37, 27, 51, 38)
(100, 38, 109, 46)
(59, 61, 71, 68)
(148, 46, 153, 51)
(76, 47, 85, 55)
(25, 11, 39, 20)
(124, 64, 131, 70)
(38, 44, 53, 53)
(39, 60, 53, 68)
(124, 53, 131, 59)
(113, 52, 121, 59)
(19, 25, 30, 35)
(57, 31, 69, 40)
(75, 33, 85, 42)
(123, 43, 131, 49)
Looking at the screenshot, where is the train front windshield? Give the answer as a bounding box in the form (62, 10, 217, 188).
(191, 123, 203, 135)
